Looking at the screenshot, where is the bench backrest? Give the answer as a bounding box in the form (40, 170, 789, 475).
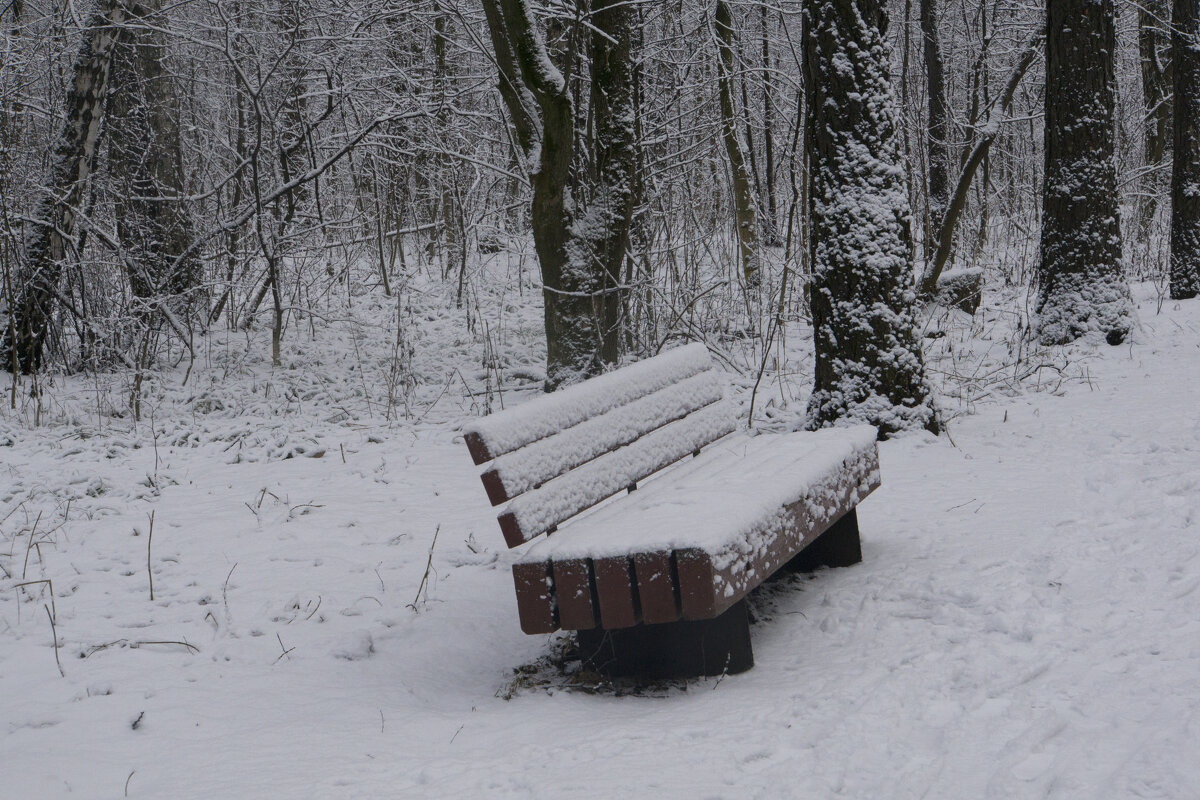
(463, 343, 735, 548)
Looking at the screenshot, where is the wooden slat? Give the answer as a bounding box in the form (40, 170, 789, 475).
(462, 343, 713, 465)
(512, 561, 557, 634)
(497, 401, 736, 547)
(480, 371, 725, 505)
(675, 549, 719, 620)
(633, 551, 680, 624)
(551, 559, 597, 630)
(593, 556, 639, 629)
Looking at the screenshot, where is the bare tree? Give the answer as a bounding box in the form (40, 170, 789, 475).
(1171, 0, 1200, 299)
(1037, 0, 1132, 346)
(482, 0, 636, 388)
(802, 0, 938, 437)
(920, 0, 950, 257)
(3, 0, 128, 373)
(1138, 0, 1171, 241)
(714, 0, 760, 289)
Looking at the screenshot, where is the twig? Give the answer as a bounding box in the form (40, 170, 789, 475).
(125, 770, 135, 797)
(304, 595, 322, 621)
(14, 579, 56, 618)
(45, 604, 64, 677)
(273, 633, 295, 664)
(223, 562, 238, 626)
(409, 525, 441, 610)
(21, 510, 43, 579)
(146, 510, 155, 601)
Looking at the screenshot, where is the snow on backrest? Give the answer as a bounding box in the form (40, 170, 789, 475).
(462, 343, 714, 465)
(496, 400, 737, 548)
(481, 370, 726, 505)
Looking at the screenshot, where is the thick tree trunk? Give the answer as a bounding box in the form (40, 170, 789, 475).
(714, 0, 760, 289)
(482, 0, 631, 389)
(920, 0, 950, 257)
(802, 0, 938, 438)
(577, 0, 636, 367)
(1037, 0, 1132, 346)
(1139, 0, 1171, 240)
(2, 0, 128, 373)
(108, 0, 196, 314)
(1170, 0, 1200, 299)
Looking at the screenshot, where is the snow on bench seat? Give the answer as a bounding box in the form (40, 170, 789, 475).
(511, 425, 880, 633)
(462, 342, 714, 464)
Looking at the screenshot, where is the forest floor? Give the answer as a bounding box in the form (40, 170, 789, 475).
(3, 268, 1200, 799)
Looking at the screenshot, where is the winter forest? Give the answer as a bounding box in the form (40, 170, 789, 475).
(4, 0, 1200, 796)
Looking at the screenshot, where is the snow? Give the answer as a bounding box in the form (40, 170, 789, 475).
(5, 283, 1200, 798)
(464, 341, 713, 460)
(485, 368, 725, 501)
(516, 425, 877, 562)
(499, 399, 736, 542)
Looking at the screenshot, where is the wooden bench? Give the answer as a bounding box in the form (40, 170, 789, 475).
(463, 343, 880, 679)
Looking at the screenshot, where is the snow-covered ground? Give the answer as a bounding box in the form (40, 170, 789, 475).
(3, 279, 1200, 799)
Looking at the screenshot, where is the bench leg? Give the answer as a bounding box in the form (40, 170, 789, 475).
(575, 599, 754, 680)
(782, 507, 863, 573)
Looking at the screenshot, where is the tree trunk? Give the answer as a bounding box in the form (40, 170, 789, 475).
(482, 0, 631, 389)
(1170, 0, 1200, 299)
(2, 0, 128, 373)
(1037, 0, 1133, 346)
(918, 26, 1043, 297)
(802, 0, 938, 438)
(714, 0, 760, 289)
(761, 4, 779, 247)
(108, 0, 196, 315)
(577, 0, 636, 367)
(920, 0, 950, 258)
(1139, 0, 1171, 241)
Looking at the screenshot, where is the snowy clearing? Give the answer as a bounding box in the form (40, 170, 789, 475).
(3, 284, 1200, 799)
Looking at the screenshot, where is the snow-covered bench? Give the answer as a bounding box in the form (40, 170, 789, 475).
(463, 343, 880, 679)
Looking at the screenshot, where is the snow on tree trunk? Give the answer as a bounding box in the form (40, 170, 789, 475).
(569, 0, 636, 371)
(1036, 0, 1133, 346)
(802, 0, 938, 438)
(108, 0, 197, 315)
(2, 0, 128, 373)
(1170, 0, 1200, 300)
(482, 0, 634, 391)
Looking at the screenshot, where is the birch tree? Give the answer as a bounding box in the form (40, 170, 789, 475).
(3, 0, 128, 373)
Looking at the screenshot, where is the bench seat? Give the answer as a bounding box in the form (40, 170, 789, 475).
(512, 425, 880, 634)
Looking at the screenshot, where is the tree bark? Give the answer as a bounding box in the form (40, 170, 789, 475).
(108, 0, 197, 314)
(3, 0, 128, 373)
(1138, 0, 1171, 240)
(1037, 0, 1132, 346)
(918, 27, 1043, 297)
(1170, 0, 1200, 299)
(920, 0, 950, 257)
(482, 0, 633, 389)
(714, 0, 760, 289)
(802, 0, 938, 438)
